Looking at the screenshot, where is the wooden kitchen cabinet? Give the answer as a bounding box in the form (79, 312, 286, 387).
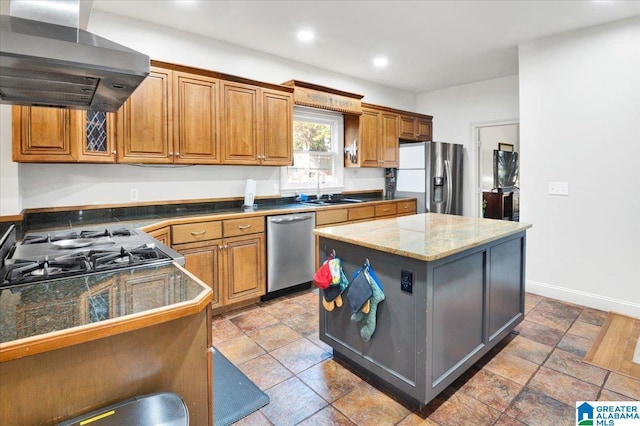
(146, 226, 172, 246)
(221, 81, 259, 164)
(172, 217, 266, 310)
(116, 66, 173, 164)
(173, 71, 221, 164)
(399, 113, 433, 141)
(261, 88, 293, 166)
(12, 106, 77, 162)
(221, 82, 293, 165)
(12, 106, 117, 163)
(346, 104, 399, 168)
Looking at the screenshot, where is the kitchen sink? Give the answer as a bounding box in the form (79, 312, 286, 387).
(302, 198, 364, 206)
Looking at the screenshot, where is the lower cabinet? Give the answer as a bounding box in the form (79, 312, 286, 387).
(172, 219, 266, 310)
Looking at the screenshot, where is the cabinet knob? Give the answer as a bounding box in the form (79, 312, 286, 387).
(176, 152, 181, 157)
(190, 230, 206, 236)
(111, 150, 117, 155)
(169, 151, 174, 156)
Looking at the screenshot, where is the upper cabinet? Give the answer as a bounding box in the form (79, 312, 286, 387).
(173, 71, 221, 164)
(13, 106, 116, 163)
(399, 113, 433, 141)
(221, 82, 293, 166)
(345, 104, 399, 168)
(344, 104, 433, 168)
(12, 61, 293, 166)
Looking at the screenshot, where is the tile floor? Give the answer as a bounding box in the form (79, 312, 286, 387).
(212, 289, 640, 426)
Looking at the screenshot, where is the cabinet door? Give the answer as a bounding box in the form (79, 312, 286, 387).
(416, 117, 432, 141)
(12, 106, 77, 162)
(174, 72, 220, 164)
(221, 82, 259, 164)
(179, 243, 221, 309)
(399, 115, 417, 140)
(221, 233, 265, 304)
(146, 226, 171, 246)
(75, 110, 117, 163)
(380, 112, 399, 167)
(260, 89, 293, 166)
(359, 107, 381, 167)
(117, 67, 173, 164)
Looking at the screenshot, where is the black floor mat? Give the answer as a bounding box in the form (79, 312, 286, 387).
(213, 348, 270, 425)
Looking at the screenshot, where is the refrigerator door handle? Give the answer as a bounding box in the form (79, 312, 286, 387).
(444, 159, 452, 214)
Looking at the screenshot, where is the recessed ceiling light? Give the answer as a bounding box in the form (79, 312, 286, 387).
(373, 56, 389, 68)
(297, 30, 315, 42)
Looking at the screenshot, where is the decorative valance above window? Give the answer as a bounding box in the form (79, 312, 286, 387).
(282, 80, 363, 115)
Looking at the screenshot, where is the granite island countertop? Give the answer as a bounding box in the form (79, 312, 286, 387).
(0, 262, 212, 362)
(314, 213, 532, 261)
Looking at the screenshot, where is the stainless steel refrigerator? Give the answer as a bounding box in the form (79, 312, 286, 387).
(395, 141, 463, 215)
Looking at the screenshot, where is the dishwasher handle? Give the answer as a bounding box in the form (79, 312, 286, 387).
(269, 215, 314, 223)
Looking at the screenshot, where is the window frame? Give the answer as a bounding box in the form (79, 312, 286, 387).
(280, 106, 344, 195)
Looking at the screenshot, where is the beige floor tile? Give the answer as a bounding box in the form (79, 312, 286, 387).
(427, 390, 501, 426)
(229, 308, 279, 333)
(604, 372, 640, 400)
(459, 369, 523, 411)
(270, 337, 331, 374)
(297, 406, 356, 426)
(247, 322, 302, 351)
(544, 348, 607, 386)
(501, 335, 554, 365)
(298, 359, 364, 403)
(567, 320, 601, 340)
(261, 377, 328, 426)
(215, 334, 265, 364)
(333, 381, 411, 425)
(483, 351, 539, 385)
(237, 353, 293, 390)
(527, 366, 599, 407)
(211, 318, 245, 345)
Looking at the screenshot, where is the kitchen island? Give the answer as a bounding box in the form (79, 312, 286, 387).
(0, 263, 213, 425)
(315, 213, 532, 407)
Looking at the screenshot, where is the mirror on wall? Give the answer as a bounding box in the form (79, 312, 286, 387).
(477, 123, 520, 221)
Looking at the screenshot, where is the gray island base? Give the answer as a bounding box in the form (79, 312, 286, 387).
(315, 213, 532, 408)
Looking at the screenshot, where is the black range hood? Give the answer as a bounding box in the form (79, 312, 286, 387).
(0, 0, 149, 112)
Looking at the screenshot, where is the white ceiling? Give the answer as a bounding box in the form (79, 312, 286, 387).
(80, 1, 640, 93)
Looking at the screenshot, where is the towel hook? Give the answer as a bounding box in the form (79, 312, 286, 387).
(331, 249, 337, 258)
(365, 258, 370, 266)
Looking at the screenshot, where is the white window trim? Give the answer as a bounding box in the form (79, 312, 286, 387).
(280, 106, 344, 195)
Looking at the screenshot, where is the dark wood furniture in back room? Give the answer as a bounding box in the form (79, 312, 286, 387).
(483, 191, 519, 221)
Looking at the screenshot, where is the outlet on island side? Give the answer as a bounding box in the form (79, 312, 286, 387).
(401, 269, 413, 294)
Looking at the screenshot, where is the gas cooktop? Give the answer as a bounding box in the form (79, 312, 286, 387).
(1, 226, 183, 288)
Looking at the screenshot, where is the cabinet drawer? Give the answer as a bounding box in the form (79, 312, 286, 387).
(316, 209, 348, 226)
(396, 201, 416, 215)
(375, 203, 397, 217)
(172, 221, 222, 244)
(348, 205, 375, 221)
(223, 216, 264, 237)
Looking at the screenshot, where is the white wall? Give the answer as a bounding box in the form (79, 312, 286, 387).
(0, 10, 416, 212)
(416, 75, 520, 217)
(519, 17, 640, 317)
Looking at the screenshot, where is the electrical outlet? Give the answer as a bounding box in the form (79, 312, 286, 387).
(548, 182, 569, 196)
(401, 270, 413, 294)
(130, 188, 139, 201)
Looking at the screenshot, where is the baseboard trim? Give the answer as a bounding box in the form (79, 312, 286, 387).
(526, 280, 640, 319)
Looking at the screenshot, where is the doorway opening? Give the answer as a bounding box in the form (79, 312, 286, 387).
(472, 121, 519, 220)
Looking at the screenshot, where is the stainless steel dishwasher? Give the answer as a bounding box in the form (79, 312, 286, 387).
(266, 212, 316, 295)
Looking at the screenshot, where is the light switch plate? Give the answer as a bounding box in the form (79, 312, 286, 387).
(548, 182, 569, 196)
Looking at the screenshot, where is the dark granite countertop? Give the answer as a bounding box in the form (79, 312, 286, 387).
(0, 262, 212, 361)
(9, 192, 400, 237)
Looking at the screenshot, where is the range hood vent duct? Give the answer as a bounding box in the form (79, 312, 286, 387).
(0, 0, 149, 112)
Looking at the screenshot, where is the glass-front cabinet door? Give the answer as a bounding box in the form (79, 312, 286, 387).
(75, 110, 117, 162)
